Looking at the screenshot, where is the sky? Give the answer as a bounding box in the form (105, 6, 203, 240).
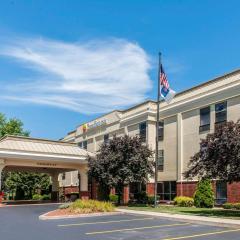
(0, 0, 240, 140)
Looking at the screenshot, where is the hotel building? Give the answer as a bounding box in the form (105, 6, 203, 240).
(61, 69, 240, 204)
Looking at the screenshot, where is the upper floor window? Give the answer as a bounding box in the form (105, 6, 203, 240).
(215, 101, 227, 123)
(157, 150, 164, 171)
(139, 122, 147, 142)
(158, 121, 164, 141)
(104, 134, 109, 143)
(62, 173, 66, 180)
(199, 106, 210, 132)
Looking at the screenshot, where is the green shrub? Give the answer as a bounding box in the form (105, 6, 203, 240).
(194, 179, 214, 208)
(59, 203, 71, 209)
(234, 203, 240, 210)
(109, 194, 118, 203)
(223, 203, 234, 209)
(69, 199, 115, 214)
(174, 196, 194, 207)
(135, 191, 148, 203)
(42, 194, 51, 200)
(32, 194, 43, 200)
(147, 195, 160, 205)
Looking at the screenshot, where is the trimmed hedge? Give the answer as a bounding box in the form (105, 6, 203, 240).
(109, 194, 118, 203)
(32, 194, 43, 200)
(173, 196, 194, 207)
(32, 194, 50, 201)
(223, 203, 240, 210)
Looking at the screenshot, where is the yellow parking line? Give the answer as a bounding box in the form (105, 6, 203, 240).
(162, 228, 240, 240)
(58, 217, 154, 227)
(86, 222, 190, 235)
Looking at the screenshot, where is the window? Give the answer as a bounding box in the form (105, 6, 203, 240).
(82, 140, 88, 150)
(157, 150, 164, 171)
(216, 181, 227, 205)
(104, 134, 109, 143)
(62, 173, 66, 180)
(157, 181, 176, 201)
(78, 142, 83, 148)
(158, 121, 164, 140)
(215, 101, 227, 123)
(139, 122, 147, 142)
(199, 106, 210, 132)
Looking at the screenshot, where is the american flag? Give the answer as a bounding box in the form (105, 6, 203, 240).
(160, 64, 169, 89)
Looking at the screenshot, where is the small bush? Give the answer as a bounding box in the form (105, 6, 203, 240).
(109, 194, 118, 203)
(32, 194, 43, 200)
(234, 203, 240, 210)
(42, 194, 51, 200)
(223, 203, 234, 209)
(59, 203, 71, 209)
(174, 196, 194, 207)
(135, 191, 148, 203)
(69, 199, 115, 214)
(194, 179, 214, 208)
(147, 195, 160, 205)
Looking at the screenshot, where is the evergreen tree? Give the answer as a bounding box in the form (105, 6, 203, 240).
(194, 179, 214, 208)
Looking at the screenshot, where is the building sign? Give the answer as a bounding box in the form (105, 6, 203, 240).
(37, 163, 57, 167)
(82, 119, 107, 133)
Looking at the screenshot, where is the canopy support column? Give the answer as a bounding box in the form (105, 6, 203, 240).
(51, 172, 59, 202)
(78, 167, 89, 200)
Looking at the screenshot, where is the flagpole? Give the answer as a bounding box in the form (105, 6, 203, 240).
(154, 52, 161, 208)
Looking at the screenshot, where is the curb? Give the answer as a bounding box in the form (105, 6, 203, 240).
(117, 208, 240, 229)
(39, 211, 124, 220)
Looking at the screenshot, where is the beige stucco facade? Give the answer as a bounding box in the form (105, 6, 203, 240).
(61, 69, 240, 197)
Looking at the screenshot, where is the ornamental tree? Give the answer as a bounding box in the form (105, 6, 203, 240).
(88, 135, 154, 204)
(184, 120, 240, 182)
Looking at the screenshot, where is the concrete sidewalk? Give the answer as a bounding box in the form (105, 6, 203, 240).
(117, 208, 240, 228)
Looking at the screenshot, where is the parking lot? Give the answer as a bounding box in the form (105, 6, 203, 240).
(1, 204, 240, 240)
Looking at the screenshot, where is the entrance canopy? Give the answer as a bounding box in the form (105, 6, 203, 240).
(0, 135, 93, 199)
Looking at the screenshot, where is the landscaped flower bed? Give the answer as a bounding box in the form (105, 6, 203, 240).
(45, 200, 115, 217)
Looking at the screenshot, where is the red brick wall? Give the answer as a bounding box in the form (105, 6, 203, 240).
(64, 186, 79, 195)
(80, 191, 89, 200)
(227, 182, 240, 203)
(176, 182, 197, 197)
(146, 183, 155, 195)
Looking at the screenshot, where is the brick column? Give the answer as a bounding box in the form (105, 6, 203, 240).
(123, 186, 129, 204)
(146, 183, 155, 195)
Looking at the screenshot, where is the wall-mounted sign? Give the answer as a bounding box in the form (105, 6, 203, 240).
(37, 163, 57, 167)
(82, 119, 107, 133)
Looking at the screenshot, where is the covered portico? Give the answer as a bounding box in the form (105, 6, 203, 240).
(0, 135, 92, 202)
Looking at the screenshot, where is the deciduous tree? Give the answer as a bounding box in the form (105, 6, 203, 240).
(184, 120, 240, 182)
(88, 135, 154, 204)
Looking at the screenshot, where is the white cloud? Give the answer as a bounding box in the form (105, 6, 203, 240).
(0, 37, 152, 114)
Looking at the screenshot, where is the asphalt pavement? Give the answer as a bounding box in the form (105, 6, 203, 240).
(1, 204, 240, 240)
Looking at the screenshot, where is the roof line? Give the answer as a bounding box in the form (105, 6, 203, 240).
(0, 135, 78, 146)
(65, 67, 240, 136)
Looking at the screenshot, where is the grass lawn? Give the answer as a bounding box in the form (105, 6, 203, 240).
(121, 205, 240, 219)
